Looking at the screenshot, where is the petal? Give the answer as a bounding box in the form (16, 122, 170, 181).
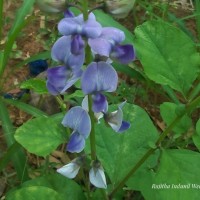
(62, 106, 91, 138)
(51, 36, 71, 63)
(67, 131, 85, 153)
(46, 66, 81, 95)
(81, 95, 104, 122)
(92, 93, 108, 113)
(81, 95, 89, 112)
(67, 52, 85, 70)
(111, 45, 135, 64)
(118, 121, 131, 132)
(82, 13, 102, 38)
(100, 27, 125, 43)
(58, 15, 84, 36)
(46, 66, 69, 95)
(46, 81, 59, 96)
(88, 38, 111, 57)
(89, 167, 107, 189)
(105, 108, 123, 132)
(81, 61, 118, 94)
(71, 35, 85, 55)
(57, 162, 80, 179)
(60, 69, 82, 93)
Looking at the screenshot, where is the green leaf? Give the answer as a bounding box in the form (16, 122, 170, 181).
(88, 104, 159, 185)
(64, 90, 85, 100)
(15, 114, 66, 157)
(128, 149, 200, 200)
(134, 20, 200, 95)
(20, 78, 48, 94)
(6, 186, 64, 200)
(160, 102, 192, 137)
(193, 119, 200, 151)
(22, 174, 86, 200)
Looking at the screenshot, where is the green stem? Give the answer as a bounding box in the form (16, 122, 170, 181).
(82, 0, 89, 21)
(55, 95, 66, 112)
(109, 95, 200, 199)
(88, 95, 97, 160)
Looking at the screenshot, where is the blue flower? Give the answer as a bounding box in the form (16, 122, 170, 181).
(46, 66, 82, 95)
(81, 61, 118, 113)
(58, 12, 102, 39)
(104, 102, 130, 133)
(88, 27, 135, 64)
(51, 36, 85, 70)
(62, 106, 91, 153)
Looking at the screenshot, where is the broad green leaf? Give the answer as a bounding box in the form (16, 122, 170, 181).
(15, 115, 66, 157)
(160, 102, 192, 137)
(6, 186, 63, 200)
(22, 174, 86, 200)
(134, 20, 200, 95)
(88, 104, 159, 185)
(20, 78, 48, 94)
(193, 119, 200, 151)
(128, 149, 200, 200)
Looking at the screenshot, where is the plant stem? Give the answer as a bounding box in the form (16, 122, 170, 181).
(82, 0, 89, 21)
(88, 95, 97, 160)
(109, 95, 200, 199)
(55, 95, 66, 112)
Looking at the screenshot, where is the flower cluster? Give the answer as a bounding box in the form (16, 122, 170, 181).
(46, 9, 135, 189)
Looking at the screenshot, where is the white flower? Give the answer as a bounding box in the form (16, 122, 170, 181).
(57, 162, 80, 179)
(89, 162, 107, 189)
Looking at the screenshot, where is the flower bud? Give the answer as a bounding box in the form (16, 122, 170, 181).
(36, 0, 67, 13)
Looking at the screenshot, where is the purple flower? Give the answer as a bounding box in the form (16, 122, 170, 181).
(58, 12, 102, 39)
(46, 66, 82, 95)
(104, 102, 130, 133)
(81, 61, 118, 94)
(81, 61, 118, 113)
(51, 36, 85, 70)
(88, 27, 135, 64)
(62, 106, 91, 153)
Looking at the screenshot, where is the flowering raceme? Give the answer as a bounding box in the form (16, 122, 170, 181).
(46, 8, 135, 189)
